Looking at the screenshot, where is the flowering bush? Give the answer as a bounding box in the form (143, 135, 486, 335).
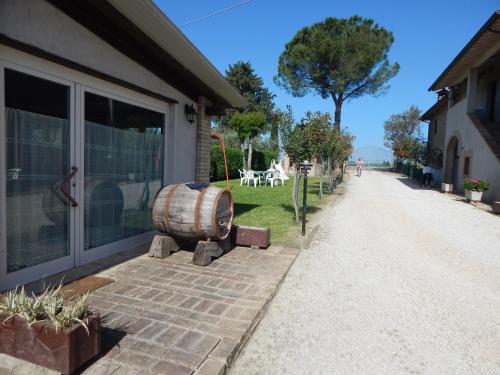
(464, 178, 490, 192)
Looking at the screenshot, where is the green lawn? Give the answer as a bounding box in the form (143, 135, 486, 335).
(211, 176, 334, 245)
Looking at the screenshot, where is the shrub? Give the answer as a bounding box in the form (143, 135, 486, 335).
(248, 149, 280, 171)
(210, 144, 244, 181)
(0, 284, 91, 332)
(464, 178, 489, 192)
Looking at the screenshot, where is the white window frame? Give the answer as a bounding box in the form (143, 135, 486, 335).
(78, 85, 168, 264)
(0, 45, 170, 290)
(0, 60, 77, 291)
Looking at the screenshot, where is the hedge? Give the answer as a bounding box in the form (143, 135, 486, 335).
(210, 145, 280, 181)
(210, 144, 243, 181)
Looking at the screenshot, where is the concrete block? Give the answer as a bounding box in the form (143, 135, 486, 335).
(149, 235, 180, 258)
(193, 241, 223, 266)
(231, 225, 271, 249)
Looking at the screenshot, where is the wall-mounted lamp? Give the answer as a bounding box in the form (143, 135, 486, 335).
(184, 104, 197, 124)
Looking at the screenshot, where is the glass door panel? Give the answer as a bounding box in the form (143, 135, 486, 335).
(84, 92, 164, 250)
(5, 69, 71, 273)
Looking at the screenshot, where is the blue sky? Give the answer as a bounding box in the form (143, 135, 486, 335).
(155, 0, 499, 149)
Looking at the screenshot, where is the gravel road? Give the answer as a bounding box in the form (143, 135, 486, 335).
(229, 170, 500, 375)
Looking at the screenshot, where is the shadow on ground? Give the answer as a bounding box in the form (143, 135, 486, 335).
(75, 325, 127, 374)
(395, 177, 439, 191)
(234, 203, 260, 216)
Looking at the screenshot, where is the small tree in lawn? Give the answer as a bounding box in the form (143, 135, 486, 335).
(278, 106, 315, 223)
(275, 16, 399, 130)
(330, 127, 355, 184)
(228, 111, 267, 170)
(300, 111, 333, 199)
(383, 105, 425, 163)
(217, 61, 276, 168)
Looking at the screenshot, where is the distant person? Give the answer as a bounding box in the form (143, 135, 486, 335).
(421, 163, 433, 188)
(356, 158, 364, 177)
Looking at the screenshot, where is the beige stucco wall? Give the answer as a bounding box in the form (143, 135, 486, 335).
(444, 98, 500, 201)
(427, 105, 447, 166)
(0, 0, 198, 183)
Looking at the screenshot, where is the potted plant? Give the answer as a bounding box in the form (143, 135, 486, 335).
(0, 285, 100, 374)
(441, 182, 453, 193)
(464, 178, 490, 202)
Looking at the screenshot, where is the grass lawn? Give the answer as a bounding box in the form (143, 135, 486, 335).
(211, 176, 334, 245)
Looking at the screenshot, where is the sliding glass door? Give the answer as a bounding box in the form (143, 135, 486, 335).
(0, 58, 167, 290)
(1, 67, 76, 287)
(80, 89, 165, 262)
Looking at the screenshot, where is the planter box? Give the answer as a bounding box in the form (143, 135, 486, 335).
(0, 313, 100, 374)
(492, 201, 500, 214)
(465, 189, 483, 202)
(441, 183, 453, 193)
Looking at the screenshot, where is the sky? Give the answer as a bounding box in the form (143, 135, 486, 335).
(155, 0, 499, 150)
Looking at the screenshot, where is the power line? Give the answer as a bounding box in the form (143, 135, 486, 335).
(179, 0, 253, 28)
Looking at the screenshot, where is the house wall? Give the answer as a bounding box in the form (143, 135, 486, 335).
(0, 0, 198, 183)
(427, 107, 447, 165)
(444, 97, 500, 201)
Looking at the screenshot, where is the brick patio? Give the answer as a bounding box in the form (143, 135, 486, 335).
(0, 244, 299, 375)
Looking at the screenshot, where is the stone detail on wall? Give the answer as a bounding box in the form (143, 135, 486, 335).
(195, 96, 211, 184)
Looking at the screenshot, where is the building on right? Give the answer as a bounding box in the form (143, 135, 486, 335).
(425, 10, 500, 201)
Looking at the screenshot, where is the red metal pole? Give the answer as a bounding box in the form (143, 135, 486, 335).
(211, 133, 230, 191)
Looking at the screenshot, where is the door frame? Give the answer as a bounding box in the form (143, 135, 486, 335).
(0, 45, 170, 290)
(0, 61, 78, 291)
(77, 85, 168, 265)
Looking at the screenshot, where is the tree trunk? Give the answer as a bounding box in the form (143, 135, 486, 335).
(292, 173, 301, 223)
(240, 142, 246, 170)
(326, 157, 333, 192)
(247, 139, 253, 170)
(331, 92, 344, 131)
(319, 157, 324, 199)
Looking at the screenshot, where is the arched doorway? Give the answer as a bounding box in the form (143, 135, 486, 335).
(444, 136, 460, 187)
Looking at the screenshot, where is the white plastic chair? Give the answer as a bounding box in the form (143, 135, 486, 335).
(275, 164, 289, 185)
(239, 169, 248, 186)
(266, 171, 280, 187)
(246, 170, 260, 187)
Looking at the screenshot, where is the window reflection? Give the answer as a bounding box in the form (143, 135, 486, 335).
(84, 92, 164, 250)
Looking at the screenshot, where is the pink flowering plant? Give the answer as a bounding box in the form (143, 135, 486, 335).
(464, 178, 490, 192)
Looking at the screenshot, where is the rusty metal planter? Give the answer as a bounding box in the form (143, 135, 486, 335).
(0, 312, 100, 374)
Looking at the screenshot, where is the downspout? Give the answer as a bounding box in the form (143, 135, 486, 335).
(211, 133, 230, 191)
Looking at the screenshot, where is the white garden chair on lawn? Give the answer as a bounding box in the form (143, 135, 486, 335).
(266, 171, 280, 187)
(246, 170, 260, 187)
(275, 163, 289, 185)
(239, 169, 248, 186)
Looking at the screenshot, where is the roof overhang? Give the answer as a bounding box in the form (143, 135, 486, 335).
(429, 10, 500, 91)
(47, 0, 246, 114)
(420, 95, 448, 121)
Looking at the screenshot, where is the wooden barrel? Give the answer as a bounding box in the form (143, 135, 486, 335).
(152, 183, 233, 240)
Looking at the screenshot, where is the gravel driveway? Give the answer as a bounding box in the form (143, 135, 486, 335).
(229, 170, 500, 375)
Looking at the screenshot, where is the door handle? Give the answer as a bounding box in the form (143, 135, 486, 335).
(60, 166, 78, 207)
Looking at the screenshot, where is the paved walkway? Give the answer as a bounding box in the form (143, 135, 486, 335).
(230, 170, 500, 375)
(0, 245, 299, 375)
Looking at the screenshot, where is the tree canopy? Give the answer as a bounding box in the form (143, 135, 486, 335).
(215, 61, 276, 169)
(223, 61, 275, 122)
(275, 16, 399, 128)
(383, 105, 425, 160)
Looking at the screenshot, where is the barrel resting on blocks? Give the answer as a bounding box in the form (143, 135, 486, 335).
(149, 183, 234, 266)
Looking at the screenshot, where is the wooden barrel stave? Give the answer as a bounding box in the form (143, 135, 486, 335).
(152, 183, 233, 240)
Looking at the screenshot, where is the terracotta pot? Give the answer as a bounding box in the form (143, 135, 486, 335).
(465, 189, 483, 202)
(0, 312, 100, 374)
